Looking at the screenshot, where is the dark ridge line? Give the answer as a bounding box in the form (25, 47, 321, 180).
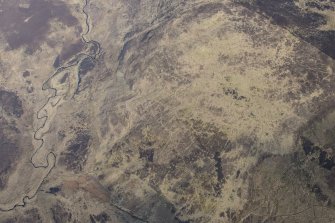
(0, 0, 101, 212)
(235, 0, 335, 61)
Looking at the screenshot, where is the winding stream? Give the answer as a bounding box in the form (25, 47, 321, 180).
(0, 0, 101, 212)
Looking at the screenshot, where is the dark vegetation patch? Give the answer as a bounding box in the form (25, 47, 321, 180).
(51, 203, 72, 223)
(26, 86, 34, 93)
(223, 87, 247, 101)
(61, 40, 84, 62)
(301, 137, 335, 170)
(20, 209, 42, 223)
(54, 40, 85, 67)
(90, 212, 110, 223)
(58, 130, 66, 141)
(47, 186, 61, 195)
(76, 57, 95, 93)
(118, 40, 133, 63)
(238, 0, 335, 59)
(310, 184, 330, 204)
(3, 208, 42, 223)
(0, 0, 78, 52)
(139, 148, 154, 162)
(224, 208, 237, 223)
(59, 131, 91, 172)
(141, 30, 155, 43)
(53, 55, 60, 68)
(0, 90, 23, 118)
(150, 200, 186, 223)
(59, 72, 69, 84)
(305, 1, 334, 11)
(214, 151, 225, 194)
(22, 70, 30, 77)
(78, 57, 95, 76)
(87, 42, 100, 56)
